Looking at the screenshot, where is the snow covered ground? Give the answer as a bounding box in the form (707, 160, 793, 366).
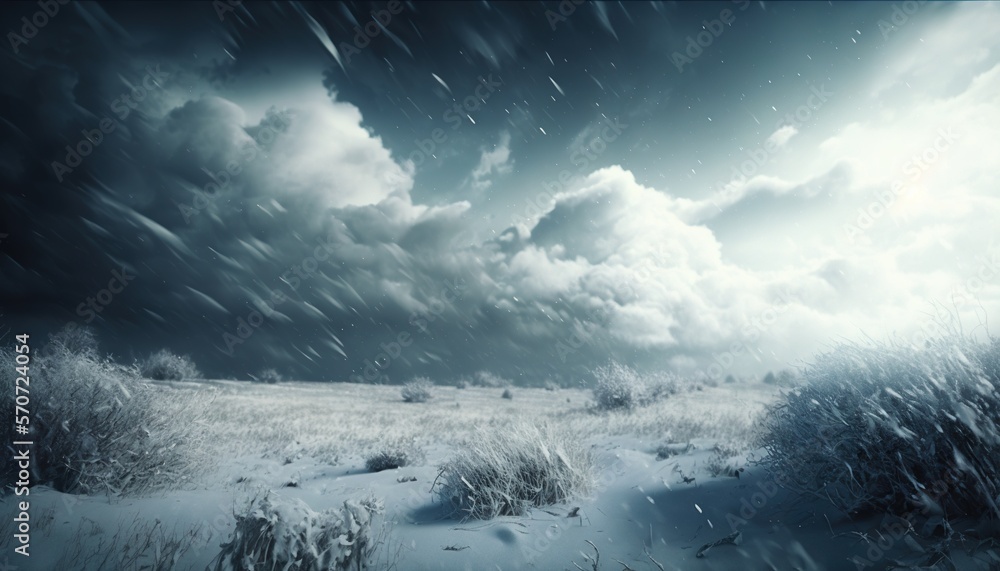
(1, 380, 995, 570)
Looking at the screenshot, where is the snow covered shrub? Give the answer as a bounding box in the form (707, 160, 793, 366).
(365, 445, 415, 472)
(759, 337, 1000, 523)
(470, 370, 511, 387)
(705, 444, 745, 478)
(437, 422, 593, 519)
(401, 378, 433, 402)
(44, 324, 98, 356)
(55, 515, 202, 570)
(592, 361, 646, 411)
(776, 369, 797, 386)
(254, 368, 283, 384)
(213, 494, 384, 571)
(140, 348, 202, 380)
(645, 371, 681, 401)
(501, 388, 513, 399)
(0, 331, 205, 495)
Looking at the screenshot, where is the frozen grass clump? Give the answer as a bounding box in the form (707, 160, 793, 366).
(401, 378, 433, 403)
(213, 494, 384, 571)
(253, 368, 284, 384)
(365, 442, 420, 472)
(55, 515, 202, 570)
(591, 361, 678, 411)
(0, 329, 206, 495)
(140, 348, 202, 380)
(759, 336, 1000, 524)
(592, 361, 645, 410)
(470, 370, 511, 387)
(436, 422, 593, 520)
(365, 450, 408, 472)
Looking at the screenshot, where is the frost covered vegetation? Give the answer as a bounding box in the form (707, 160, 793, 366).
(591, 361, 678, 411)
(436, 422, 593, 519)
(54, 516, 202, 571)
(759, 336, 1000, 531)
(0, 329, 206, 495)
(400, 377, 433, 402)
(7, 325, 1000, 570)
(253, 368, 284, 384)
(364, 443, 417, 472)
(140, 348, 202, 380)
(194, 376, 771, 470)
(459, 370, 512, 388)
(212, 494, 385, 571)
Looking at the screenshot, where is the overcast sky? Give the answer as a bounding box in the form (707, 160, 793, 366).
(1, 1, 998, 384)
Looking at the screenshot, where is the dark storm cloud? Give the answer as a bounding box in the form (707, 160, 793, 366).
(0, 1, 818, 382)
(4, 1, 994, 384)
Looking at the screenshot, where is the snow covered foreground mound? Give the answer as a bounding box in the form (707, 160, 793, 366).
(212, 494, 384, 571)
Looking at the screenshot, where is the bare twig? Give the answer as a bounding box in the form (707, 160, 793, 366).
(695, 531, 742, 558)
(584, 540, 601, 571)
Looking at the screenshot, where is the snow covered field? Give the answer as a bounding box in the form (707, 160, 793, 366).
(4, 371, 995, 571)
(0, 378, 784, 570)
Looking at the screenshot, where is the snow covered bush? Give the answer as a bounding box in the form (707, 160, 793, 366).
(470, 370, 511, 387)
(55, 515, 201, 570)
(501, 388, 513, 399)
(401, 378, 433, 403)
(592, 361, 647, 411)
(253, 368, 284, 384)
(759, 337, 1000, 524)
(365, 445, 416, 472)
(0, 329, 205, 495)
(140, 348, 202, 380)
(776, 369, 797, 387)
(436, 422, 593, 519)
(212, 494, 384, 571)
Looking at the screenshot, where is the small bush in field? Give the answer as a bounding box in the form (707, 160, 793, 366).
(759, 336, 1000, 528)
(254, 368, 284, 384)
(437, 422, 593, 520)
(455, 378, 469, 389)
(365, 445, 415, 472)
(212, 494, 384, 571)
(776, 369, 797, 386)
(141, 348, 202, 380)
(401, 378, 433, 403)
(501, 388, 513, 399)
(705, 443, 745, 478)
(724, 374, 737, 384)
(0, 328, 204, 495)
(470, 370, 511, 387)
(592, 361, 646, 410)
